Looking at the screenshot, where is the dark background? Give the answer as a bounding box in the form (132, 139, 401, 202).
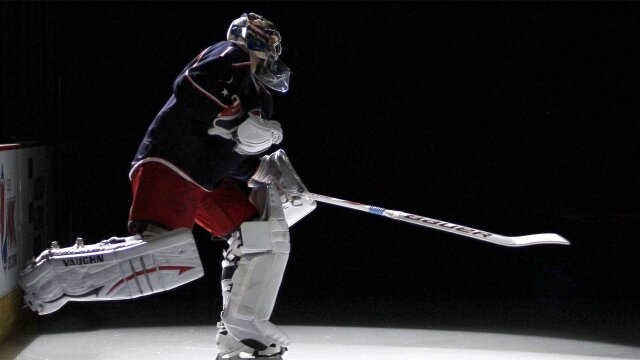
(2, 1, 639, 349)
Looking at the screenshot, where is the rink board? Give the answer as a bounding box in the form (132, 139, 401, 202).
(0, 289, 23, 343)
(0, 143, 53, 343)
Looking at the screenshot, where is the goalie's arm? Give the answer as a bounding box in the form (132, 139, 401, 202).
(173, 46, 240, 122)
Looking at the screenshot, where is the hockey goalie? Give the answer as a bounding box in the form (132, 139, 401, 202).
(20, 13, 315, 360)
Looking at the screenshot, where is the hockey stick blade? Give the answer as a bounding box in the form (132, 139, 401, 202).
(308, 193, 570, 247)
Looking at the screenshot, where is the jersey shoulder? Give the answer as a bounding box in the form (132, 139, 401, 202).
(200, 41, 249, 66)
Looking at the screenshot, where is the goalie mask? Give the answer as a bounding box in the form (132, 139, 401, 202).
(227, 13, 291, 93)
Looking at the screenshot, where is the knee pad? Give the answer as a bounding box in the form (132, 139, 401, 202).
(19, 228, 203, 315)
(220, 185, 290, 350)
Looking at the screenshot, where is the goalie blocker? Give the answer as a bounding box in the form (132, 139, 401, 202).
(19, 228, 204, 315)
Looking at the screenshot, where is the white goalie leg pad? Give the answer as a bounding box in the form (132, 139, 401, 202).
(220, 184, 290, 351)
(19, 228, 204, 315)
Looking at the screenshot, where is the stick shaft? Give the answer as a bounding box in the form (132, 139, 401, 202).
(308, 193, 570, 247)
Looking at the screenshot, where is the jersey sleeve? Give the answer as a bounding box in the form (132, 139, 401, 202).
(173, 45, 243, 122)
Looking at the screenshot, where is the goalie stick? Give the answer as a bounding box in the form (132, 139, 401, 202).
(307, 193, 570, 247)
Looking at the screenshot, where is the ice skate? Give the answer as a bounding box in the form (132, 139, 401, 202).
(216, 322, 286, 359)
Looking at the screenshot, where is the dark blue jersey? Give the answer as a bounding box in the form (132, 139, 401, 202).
(132, 41, 275, 190)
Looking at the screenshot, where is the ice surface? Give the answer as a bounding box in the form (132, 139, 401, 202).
(2, 325, 640, 360)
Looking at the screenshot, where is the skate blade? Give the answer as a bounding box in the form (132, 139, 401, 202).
(216, 353, 283, 360)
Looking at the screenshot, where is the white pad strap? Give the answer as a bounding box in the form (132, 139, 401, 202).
(19, 228, 204, 315)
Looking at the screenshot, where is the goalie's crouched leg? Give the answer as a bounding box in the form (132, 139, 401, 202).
(19, 228, 204, 315)
(216, 184, 292, 358)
